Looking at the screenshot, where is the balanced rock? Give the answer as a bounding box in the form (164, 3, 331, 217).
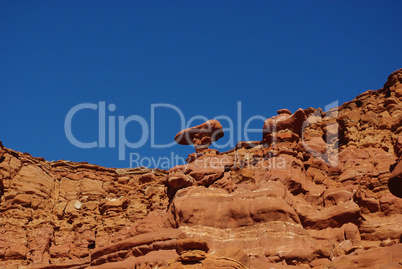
(175, 119, 224, 153)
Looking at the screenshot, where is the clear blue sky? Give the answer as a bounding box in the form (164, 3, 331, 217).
(1, 1, 401, 168)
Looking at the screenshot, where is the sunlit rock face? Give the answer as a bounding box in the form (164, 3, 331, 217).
(175, 119, 224, 153)
(0, 69, 402, 269)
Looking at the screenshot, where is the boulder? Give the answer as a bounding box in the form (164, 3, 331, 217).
(175, 119, 224, 152)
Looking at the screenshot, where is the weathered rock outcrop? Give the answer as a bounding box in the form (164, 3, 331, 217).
(175, 119, 224, 153)
(1, 69, 402, 268)
(262, 108, 307, 144)
(0, 150, 170, 268)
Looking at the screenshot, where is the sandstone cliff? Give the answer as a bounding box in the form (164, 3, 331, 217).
(1, 69, 402, 269)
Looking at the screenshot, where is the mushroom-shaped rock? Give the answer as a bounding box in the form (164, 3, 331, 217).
(262, 108, 307, 143)
(389, 160, 402, 198)
(175, 119, 224, 152)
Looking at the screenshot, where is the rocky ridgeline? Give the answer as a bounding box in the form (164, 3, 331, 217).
(0, 69, 402, 269)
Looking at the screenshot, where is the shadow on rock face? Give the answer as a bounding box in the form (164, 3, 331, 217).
(388, 177, 402, 198)
(389, 161, 402, 198)
(0, 140, 4, 164)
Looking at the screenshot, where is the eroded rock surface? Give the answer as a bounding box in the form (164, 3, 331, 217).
(174, 119, 224, 154)
(1, 69, 402, 268)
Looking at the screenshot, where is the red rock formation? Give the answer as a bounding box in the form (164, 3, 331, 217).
(262, 108, 307, 144)
(1, 69, 402, 268)
(175, 119, 224, 154)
